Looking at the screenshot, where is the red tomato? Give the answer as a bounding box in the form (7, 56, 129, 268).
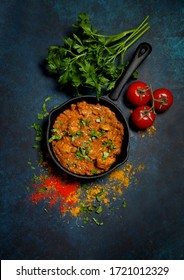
(153, 88, 173, 112)
(131, 105, 156, 130)
(126, 81, 152, 106)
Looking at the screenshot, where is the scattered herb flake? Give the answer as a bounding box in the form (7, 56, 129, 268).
(102, 151, 109, 160)
(122, 201, 127, 208)
(96, 205, 103, 214)
(92, 217, 104, 226)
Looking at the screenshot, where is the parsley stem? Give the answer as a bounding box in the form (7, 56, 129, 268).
(110, 23, 149, 51)
(70, 52, 86, 64)
(102, 30, 134, 44)
(106, 21, 150, 64)
(124, 25, 150, 50)
(87, 16, 149, 46)
(123, 23, 150, 46)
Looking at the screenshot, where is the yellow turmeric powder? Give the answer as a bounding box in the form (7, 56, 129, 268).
(138, 125, 156, 138)
(109, 163, 136, 187)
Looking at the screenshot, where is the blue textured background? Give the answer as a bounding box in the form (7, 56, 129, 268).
(0, 0, 184, 259)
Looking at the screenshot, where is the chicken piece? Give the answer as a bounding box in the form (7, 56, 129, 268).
(100, 123, 111, 131)
(77, 101, 92, 116)
(59, 143, 71, 154)
(96, 156, 116, 170)
(68, 121, 79, 133)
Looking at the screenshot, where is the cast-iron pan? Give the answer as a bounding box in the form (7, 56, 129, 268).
(47, 42, 152, 179)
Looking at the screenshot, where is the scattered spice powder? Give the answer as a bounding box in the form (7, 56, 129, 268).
(29, 160, 145, 225)
(109, 163, 134, 187)
(30, 172, 80, 215)
(138, 125, 157, 138)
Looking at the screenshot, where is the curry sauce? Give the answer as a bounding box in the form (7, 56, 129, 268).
(49, 101, 124, 175)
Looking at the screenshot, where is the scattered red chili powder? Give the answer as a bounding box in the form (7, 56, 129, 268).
(30, 173, 80, 214)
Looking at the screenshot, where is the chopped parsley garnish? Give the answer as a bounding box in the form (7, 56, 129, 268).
(79, 119, 90, 127)
(95, 117, 103, 123)
(102, 139, 116, 150)
(48, 135, 62, 143)
(75, 146, 91, 162)
(90, 128, 99, 139)
(102, 151, 109, 160)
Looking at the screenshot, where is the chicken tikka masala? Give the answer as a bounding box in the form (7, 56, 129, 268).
(49, 101, 124, 175)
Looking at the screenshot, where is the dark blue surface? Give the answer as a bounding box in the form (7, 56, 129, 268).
(0, 0, 184, 260)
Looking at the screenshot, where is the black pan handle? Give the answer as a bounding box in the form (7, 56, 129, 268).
(108, 42, 152, 101)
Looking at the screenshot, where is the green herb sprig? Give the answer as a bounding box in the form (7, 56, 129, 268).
(46, 13, 150, 100)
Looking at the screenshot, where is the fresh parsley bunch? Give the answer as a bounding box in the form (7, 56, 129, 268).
(46, 13, 150, 100)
